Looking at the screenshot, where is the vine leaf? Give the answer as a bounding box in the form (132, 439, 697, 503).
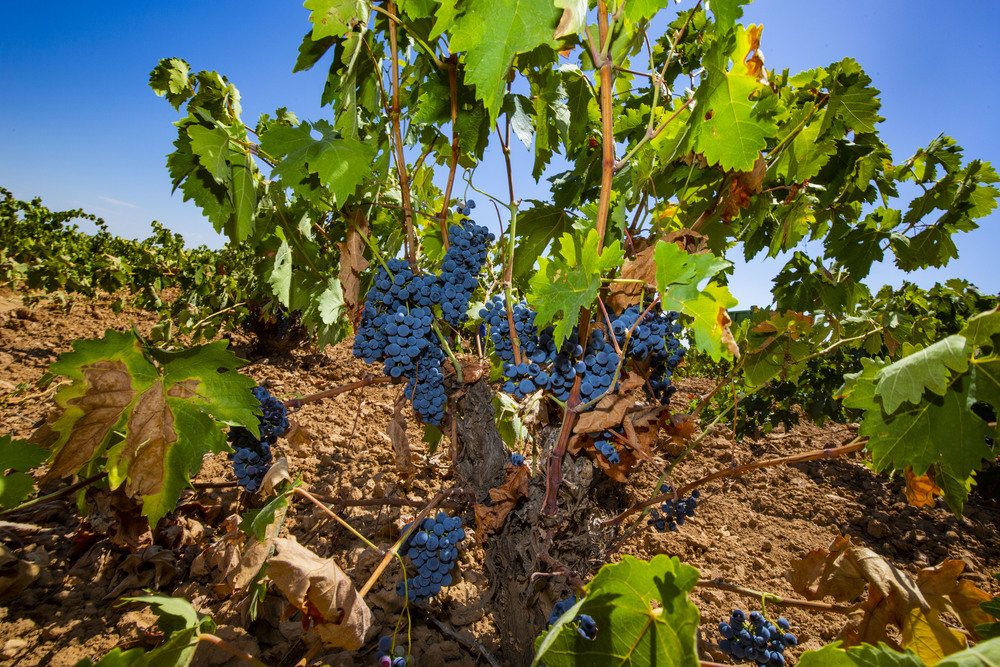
(304, 0, 371, 39)
(689, 25, 777, 172)
(787, 535, 995, 663)
(553, 0, 586, 40)
(448, 0, 561, 124)
(653, 239, 737, 362)
(259, 120, 377, 206)
(0, 435, 48, 510)
(532, 555, 700, 667)
(35, 330, 258, 526)
(268, 536, 373, 649)
(512, 203, 576, 283)
(474, 463, 530, 535)
(873, 336, 969, 413)
(903, 467, 942, 508)
(528, 229, 623, 349)
(116, 595, 216, 667)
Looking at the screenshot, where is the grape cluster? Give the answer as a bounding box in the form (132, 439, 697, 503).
(395, 512, 467, 603)
(227, 386, 287, 493)
(456, 199, 476, 216)
(609, 305, 686, 403)
(353, 259, 449, 425)
(374, 636, 407, 667)
(592, 430, 621, 465)
(511, 453, 525, 466)
(547, 595, 597, 640)
(647, 484, 700, 532)
(717, 610, 797, 665)
(440, 220, 495, 326)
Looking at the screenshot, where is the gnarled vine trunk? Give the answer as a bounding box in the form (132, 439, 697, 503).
(455, 378, 630, 666)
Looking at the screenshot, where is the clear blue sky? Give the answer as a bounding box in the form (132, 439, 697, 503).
(1, 1, 997, 307)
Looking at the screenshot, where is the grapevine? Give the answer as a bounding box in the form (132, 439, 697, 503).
(1, 1, 999, 666)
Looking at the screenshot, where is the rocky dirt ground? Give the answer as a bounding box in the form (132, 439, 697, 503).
(0, 291, 998, 666)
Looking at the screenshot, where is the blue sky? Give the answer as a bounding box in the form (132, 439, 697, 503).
(1, 1, 997, 307)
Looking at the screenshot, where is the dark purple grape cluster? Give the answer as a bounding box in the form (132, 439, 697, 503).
(353, 258, 449, 425)
(227, 386, 286, 493)
(439, 220, 495, 326)
(456, 199, 476, 216)
(547, 595, 597, 640)
(647, 484, 700, 532)
(374, 636, 407, 667)
(718, 610, 796, 665)
(396, 512, 467, 603)
(609, 305, 686, 404)
(592, 430, 621, 465)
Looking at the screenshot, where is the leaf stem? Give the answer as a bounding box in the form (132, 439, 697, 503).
(293, 487, 381, 552)
(0, 472, 108, 518)
(431, 321, 464, 383)
(695, 578, 856, 614)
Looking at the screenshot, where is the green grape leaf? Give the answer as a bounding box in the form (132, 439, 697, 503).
(690, 26, 777, 172)
(430, 0, 461, 40)
(240, 491, 291, 542)
(260, 120, 377, 206)
(148, 58, 194, 111)
(860, 372, 994, 515)
(305, 0, 371, 39)
(72, 648, 149, 667)
(187, 125, 231, 185)
(873, 336, 970, 414)
(122, 595, 215, 667)
(819, 58, 884, 136)
(532, 554, 700, 667)
(553, 0, 586, 39)
(449, 0, 561, 124)
(654, 240, 737, 362)
(708, 0, 748, 34)
(771, 113, 838, 183)
(527, 229, 623, 349)
(39, 330, 258, 526)
(512, 204, 576, 282)
(0, 435, 48, 510)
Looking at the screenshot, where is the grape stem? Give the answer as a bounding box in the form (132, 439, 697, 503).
(606, 436, 866, 526)
(293, 487, 382, 553)
(358, 490, 446, 599)
(695, 578, 856, 614)
(431, 321, 464, 383)
(282, 376, 400, 410)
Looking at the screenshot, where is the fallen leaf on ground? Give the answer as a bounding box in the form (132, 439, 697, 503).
(268, 536, 372, 649)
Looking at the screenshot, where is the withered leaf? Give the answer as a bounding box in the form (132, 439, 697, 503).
(268, 536, 372, 649)
(904, 466, 942, 508)
(42, 360, 135, 482)
(572, 374, 645, 434)
(474, 464, 531, 535)
(609, 246, 657, 313)
(787, 535, 988, 662)
(338, 208, 370, 327)
(388, 401, 416, 474)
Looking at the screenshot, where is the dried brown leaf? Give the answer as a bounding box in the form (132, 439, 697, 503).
(0, 544, 48, 601)
(904, 466, 942, 508)
(42, 360, 135, 481)
(284, 419, 314, 454)
(388, 402, 416, 474)
(787, 534, 985, 661)
(609, 246, 657, 312)
(572, 374, 645, 434)
(260, 457, 291, 496)
(269, 536, 372, 649)
(474, 464, 531, 535)
(337, 208, 370, 327)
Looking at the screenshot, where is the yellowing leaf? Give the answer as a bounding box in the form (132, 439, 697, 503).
(904, 467, 942, 508)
